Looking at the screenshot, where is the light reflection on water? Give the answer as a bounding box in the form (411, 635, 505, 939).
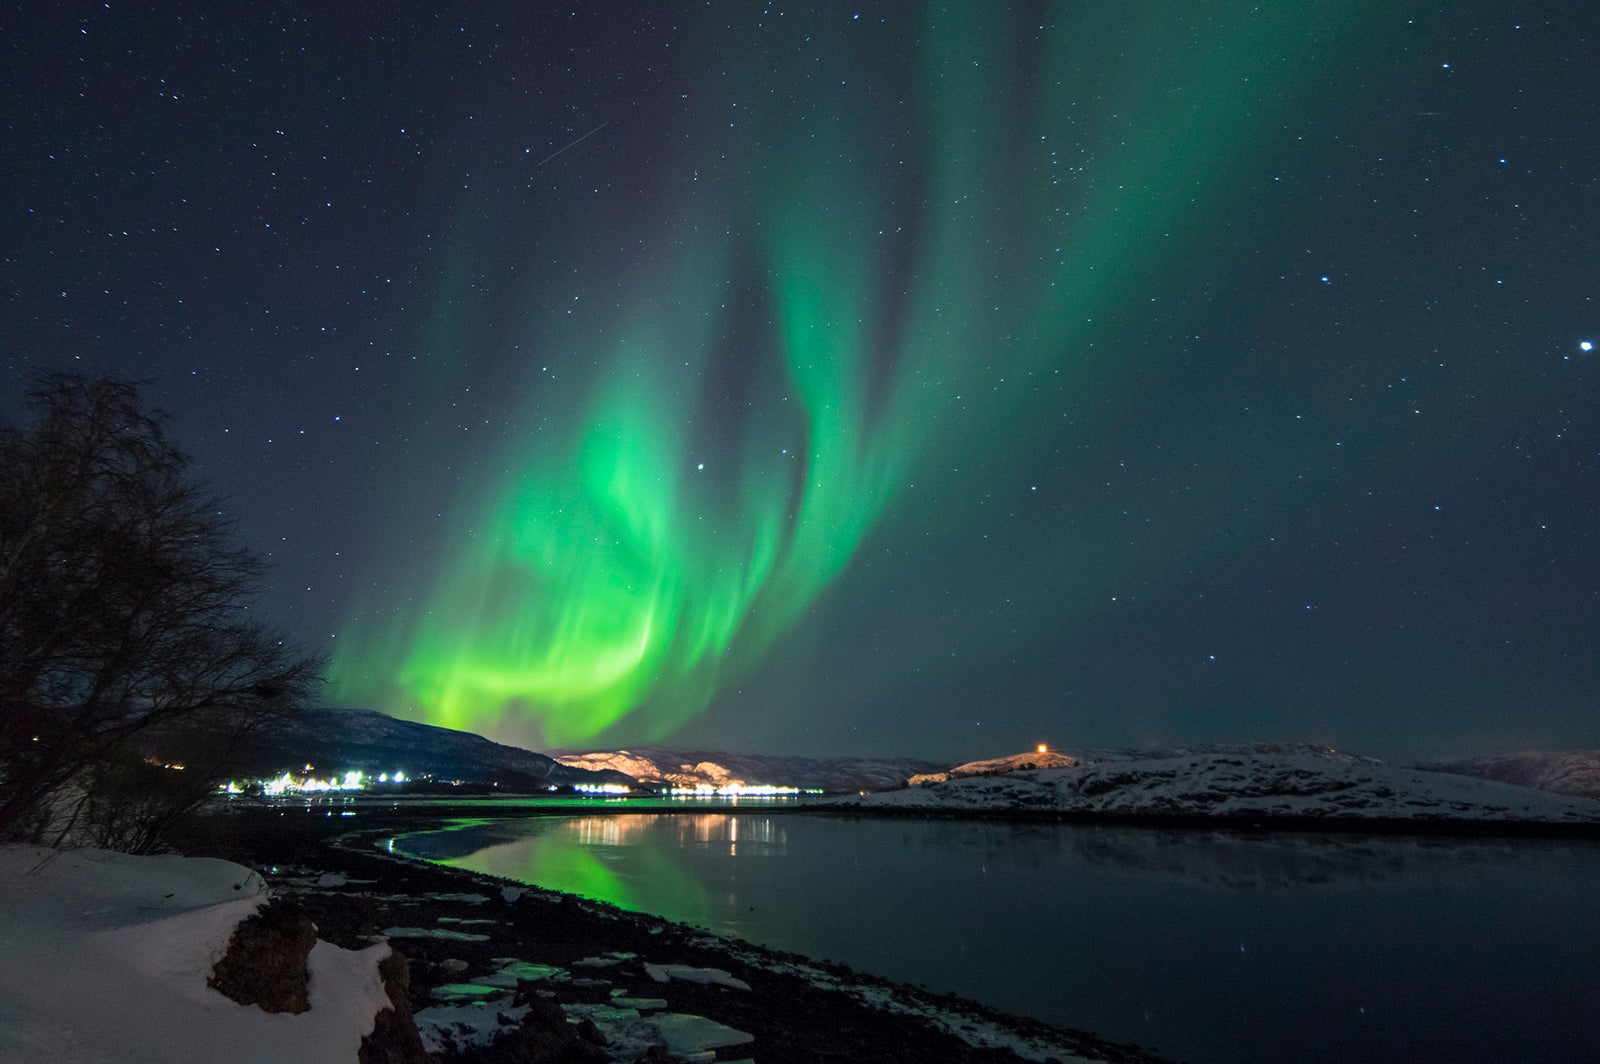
(557, 812, 786, 856)
(391, 815, 1600, 1064)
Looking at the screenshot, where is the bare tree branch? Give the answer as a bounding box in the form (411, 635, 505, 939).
(0, 373, 323, 849)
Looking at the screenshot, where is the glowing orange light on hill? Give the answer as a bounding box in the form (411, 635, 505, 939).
(1037, 743, 1048, 754)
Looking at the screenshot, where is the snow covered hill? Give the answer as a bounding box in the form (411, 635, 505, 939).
(907, 748, 1079, 785)
(850, 745, 1600, 826)
(1420, 750, 1600, 800)
(555, 746, 947, 792)
(0, 846, 393, 1063)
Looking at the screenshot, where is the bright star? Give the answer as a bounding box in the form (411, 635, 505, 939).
(1581, 340, 1594, 352)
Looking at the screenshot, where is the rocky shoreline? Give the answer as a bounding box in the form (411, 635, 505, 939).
(184, 806, 1168, 1064)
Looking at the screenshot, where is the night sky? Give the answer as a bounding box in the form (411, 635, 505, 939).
(5, 2, 1596, 761)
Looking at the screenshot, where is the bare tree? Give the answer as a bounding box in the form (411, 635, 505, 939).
(0, 373, 320, 850)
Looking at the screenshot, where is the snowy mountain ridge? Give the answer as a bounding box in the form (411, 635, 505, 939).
(554, 746, 947, 792)
(143, 707, 632, 789)
(853, 747, 1600, 825)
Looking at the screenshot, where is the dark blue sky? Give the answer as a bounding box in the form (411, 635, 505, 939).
(4, 2, 1596, 760)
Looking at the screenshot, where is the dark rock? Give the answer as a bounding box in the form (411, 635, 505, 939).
(208, 899, 316, 1013)
(633, 1047, 674, 1064)
(479, 997, 607, 1063)
(574, 1018, 608, 1046)
(360, 949, 430, 1064)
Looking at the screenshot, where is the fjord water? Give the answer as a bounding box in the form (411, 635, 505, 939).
(392, 814, 1600, 1063)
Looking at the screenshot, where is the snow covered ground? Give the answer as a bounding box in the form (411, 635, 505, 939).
(853, 745, 1600, 824)
(0, 845, 392, 1064)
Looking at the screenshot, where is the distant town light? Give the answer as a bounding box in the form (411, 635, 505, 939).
(1037, 743, 1048, 754)
(574, 782, 633, 795)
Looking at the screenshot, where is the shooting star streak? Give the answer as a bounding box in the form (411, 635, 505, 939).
(537, 122, 610, 167)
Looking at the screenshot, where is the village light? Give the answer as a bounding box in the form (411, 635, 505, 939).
(1037, 743, 1048, 754)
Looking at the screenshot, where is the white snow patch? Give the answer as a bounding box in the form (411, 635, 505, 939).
(0, 844, 393, 1064)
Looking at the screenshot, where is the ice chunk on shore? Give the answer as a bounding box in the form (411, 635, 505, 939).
(644, 962, 751, 990)
(383, 926, 491, 941)
(610, 988, 668, 1009)
(653, 1012, 756, 1053)
(430, 983, 508, 1003)
(471, 960, 567, 987)
(413, 1002, 530, 1055)
(574, 950, 634, 967)
(562, 1004, 754, 1060)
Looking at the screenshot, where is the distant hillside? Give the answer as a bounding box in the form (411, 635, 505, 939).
(1421, 751, 1600, 800)
(554, 746, 948, 792)
(143, 707, 632, 789)
(908, 749, 1079, 785)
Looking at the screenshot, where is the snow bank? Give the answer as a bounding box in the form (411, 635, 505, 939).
(0, 845, 391, 1064)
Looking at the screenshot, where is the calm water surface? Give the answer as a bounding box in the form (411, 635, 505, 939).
(392, 814, 1600, 1063)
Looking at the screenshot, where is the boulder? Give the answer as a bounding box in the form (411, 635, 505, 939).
(359, 948, 430, 1064)
(208, 899, 316, 1013)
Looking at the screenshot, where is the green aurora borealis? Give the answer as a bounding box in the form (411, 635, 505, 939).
(13, 0, 1600, 765)
(330, 4, 1369, 747)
